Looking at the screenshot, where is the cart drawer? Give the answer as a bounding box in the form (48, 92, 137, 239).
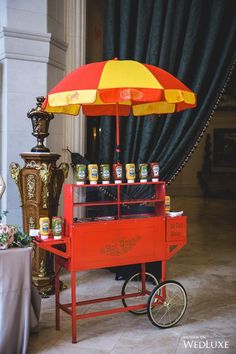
(68, 216, 165, 271)
(166, 216, 187, 242)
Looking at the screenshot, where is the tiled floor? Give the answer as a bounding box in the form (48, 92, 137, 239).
(28, 197, 236, 353)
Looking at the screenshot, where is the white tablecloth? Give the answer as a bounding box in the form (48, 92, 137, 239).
(0, 247, 41, 354)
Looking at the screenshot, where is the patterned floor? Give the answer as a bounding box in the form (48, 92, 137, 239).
(28, 197, 236, 354)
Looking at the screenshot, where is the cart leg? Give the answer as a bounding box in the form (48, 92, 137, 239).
(71, 271, 77, 343)
(55, 257, 60, 331)
(161, 261, 166, 283)
(141, 263, 146, 294)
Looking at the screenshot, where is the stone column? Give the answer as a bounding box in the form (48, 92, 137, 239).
(0, 0, 87, 221)
(61, 0, 86, 182)
(0, 0, 67, 224)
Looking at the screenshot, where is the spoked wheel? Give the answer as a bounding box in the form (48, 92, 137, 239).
(121, 272, 159, 315)
(147, 280, 187, 328)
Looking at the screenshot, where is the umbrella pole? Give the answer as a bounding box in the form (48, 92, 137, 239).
(115, 103, 120, 163)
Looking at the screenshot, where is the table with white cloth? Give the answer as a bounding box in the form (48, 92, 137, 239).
(0, 247, 41, 354)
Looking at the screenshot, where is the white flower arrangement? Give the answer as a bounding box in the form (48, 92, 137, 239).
(0, 211, 32, 250)
(0, 223, 15, 249)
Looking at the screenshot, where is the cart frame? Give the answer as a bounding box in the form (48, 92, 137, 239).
(35, 181, 187, 343)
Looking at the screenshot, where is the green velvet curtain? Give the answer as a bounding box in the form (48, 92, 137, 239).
(99, 0, 236, 182)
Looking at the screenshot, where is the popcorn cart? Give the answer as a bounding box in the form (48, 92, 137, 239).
(37, 58, 196, 342)
(35, 180, 187, 343)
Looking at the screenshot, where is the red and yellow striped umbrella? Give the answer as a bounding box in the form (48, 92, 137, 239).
(42, 59, 196, 162)
(42, 59, 196, 116)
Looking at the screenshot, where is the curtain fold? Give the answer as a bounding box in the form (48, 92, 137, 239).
(99, 0, 236, 182)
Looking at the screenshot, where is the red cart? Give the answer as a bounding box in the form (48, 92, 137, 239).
(35, 181, 187, 343)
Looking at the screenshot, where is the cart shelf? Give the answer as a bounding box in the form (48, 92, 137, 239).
(74, 198, 164, 207)
(74, 201, 119, 207)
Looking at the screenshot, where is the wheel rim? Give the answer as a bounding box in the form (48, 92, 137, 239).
(148, 281, 187, 327)
(122, 272, 159, 314)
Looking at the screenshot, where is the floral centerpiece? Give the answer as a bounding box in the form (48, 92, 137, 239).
(0, 211, 32, 250)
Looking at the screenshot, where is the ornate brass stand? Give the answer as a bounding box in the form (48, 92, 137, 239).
(27, 96, 54, 153)
(10, 153, 69, 295)
(10, 97, 69, 295)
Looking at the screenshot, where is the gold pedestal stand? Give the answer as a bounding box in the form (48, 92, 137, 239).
(10, 153, 69, 296)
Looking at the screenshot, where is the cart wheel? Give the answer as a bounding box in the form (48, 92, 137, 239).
(147, 280, 187, 328)
(121, 272, 159, 315)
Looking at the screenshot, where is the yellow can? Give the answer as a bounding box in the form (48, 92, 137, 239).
(39, 217, 50, 236)
(165, 196, 170, 213)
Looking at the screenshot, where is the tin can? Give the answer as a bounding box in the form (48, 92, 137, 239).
(39, 217, 50, 239)
(52, 216, 62, 239)
(150, 162, 159, 182)
(138, 163, 148, 182)
(88, 164, 98, 184)
(100, 164, 110, 184)
(113, 163, 122, 183)
(165, 196, 170, 213)
(75, 164, 86, 184)
(126, 163, 136, 183)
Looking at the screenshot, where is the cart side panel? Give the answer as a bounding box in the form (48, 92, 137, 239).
(68, 216, 165, 271)
(165, 216, 187, 259)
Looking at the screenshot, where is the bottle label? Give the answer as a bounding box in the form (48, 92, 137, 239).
(103, 169, 110, 178)
(78, 170, 85, 179)
(129, 167, 135, 177)
(153, 165, 159, 176)
(116, 166, 122, 178)
(91, 168, 98, 178)
(42, 222, 49, 232)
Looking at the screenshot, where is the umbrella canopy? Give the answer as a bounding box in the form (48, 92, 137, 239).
(42, 59, 196, 116)
(42, 59, 197, 162)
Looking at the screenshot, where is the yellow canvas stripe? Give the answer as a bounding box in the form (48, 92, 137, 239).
(133, 102, 175, 115)
(48, 90, 97, 106)
(164, 89, 184, 103)
(183, 91, 196, 104)
(164, 89, 196, 104)
(98, 60, 163, 89)
(44, 103, 80, 115)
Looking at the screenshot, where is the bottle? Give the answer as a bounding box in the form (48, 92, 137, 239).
(75, 164, 86, 184)
(39, 217, 50, 240)
(138, 163, 148, 182)
(126, 163, 136, 183)
(88, 164, 98, 184)
(113, 163, 122, 183)
(52, 216, 63, 240)
(165, 196, 170, 213)
(100, 164, 110, 184)
(150, 162, 160, 182)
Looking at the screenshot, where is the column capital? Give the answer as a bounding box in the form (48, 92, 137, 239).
(0, 26, 67, 70)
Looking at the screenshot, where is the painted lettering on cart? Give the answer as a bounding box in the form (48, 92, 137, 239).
(101, 235, 141, 256)
(170, 222, 184, 238)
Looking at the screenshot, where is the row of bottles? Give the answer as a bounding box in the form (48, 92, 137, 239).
(75, 162, 160, 184)
(39, 217, 63, 240)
